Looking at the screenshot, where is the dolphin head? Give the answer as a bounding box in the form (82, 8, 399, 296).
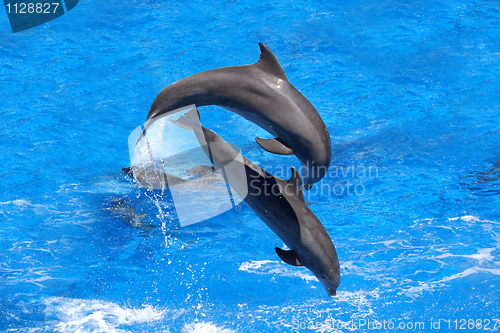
(300, 152, 331, 191)
(277, 243, 340, 297)
(275, 169, 340, 296)
(280, 238, 340, 297)
(315, 267, 341, 297)
(122, 167, 134, 178)
(303, 242, 340, 297)
(299, 209, 340, 296)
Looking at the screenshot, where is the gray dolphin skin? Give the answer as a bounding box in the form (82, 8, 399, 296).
(105, 198, 155, 230)
(139, 43, 331, 190)
(122, 166, 187, 190)
(173, 109, 340, 296)
(185, 165, 217, 177)
(122, 165, 223, 190)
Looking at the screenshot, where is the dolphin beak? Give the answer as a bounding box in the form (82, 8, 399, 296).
(122, 167, 133, 178)
(320, 282, 337, 297)
(326, 287, 337, 297)
(326, 288, 337, 297)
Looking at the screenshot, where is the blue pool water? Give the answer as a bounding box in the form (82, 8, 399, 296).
(1, 0, 500, 332)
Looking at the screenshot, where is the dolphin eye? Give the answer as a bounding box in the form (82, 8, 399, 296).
(321, 275, 326, 279)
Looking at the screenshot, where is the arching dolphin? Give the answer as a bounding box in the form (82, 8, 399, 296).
(172, 108, 340, 296)
(138, 43, 331, 190)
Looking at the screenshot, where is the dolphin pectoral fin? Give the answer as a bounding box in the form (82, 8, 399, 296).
(256, 43, 288, 81)
(275, 247, 303, 266)
(255, 137, 294, 155)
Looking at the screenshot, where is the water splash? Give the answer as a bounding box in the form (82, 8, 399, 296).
(43, 297, 169, 333)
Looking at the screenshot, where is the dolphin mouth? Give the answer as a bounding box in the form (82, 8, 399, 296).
(321, 283, 337, 297)
(326, 287, 337, 297)
(122, 167, 132, 177)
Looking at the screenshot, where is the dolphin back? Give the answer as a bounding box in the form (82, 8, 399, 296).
(142, 43, 331, 189)
(170, 110, 340, 296)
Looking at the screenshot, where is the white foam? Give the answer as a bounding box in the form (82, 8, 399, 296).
(432, 247, 496, 263)
(238, 260, 274, 271)
(238, 260, 316, 281)
(402, 266, 500, 297)
(440, 266, 500, 282)
(370, 239, 399, 247)
(182, 322, 236, 333)
(447, 215, 480, 223)
(403, 282, 432, 297)
(0, 199, 31, 207)
(44, 297, 168, 333)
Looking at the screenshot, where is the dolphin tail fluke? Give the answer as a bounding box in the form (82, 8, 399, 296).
(275, 247, 303, 266)
(256, 137, 294, 155)
(171, 107, 201, 130)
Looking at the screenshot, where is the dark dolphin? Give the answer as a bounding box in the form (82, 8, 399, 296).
(122, 166, 187, 190)
(172, 108, 340, 296)
(122, 165, 224, 190)
(139, 43, 331, 190)
(105, 198, 156, 230)
(185, 165, 217, 177)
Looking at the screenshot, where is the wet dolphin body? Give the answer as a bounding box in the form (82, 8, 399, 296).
(185, 165, 217, 177)
(139, 43, 331, 190)
(105, 198, 155, 230)
(172, 109, 340, 296)
(122, 166, 223, 191)
(122, 166, 188, 190)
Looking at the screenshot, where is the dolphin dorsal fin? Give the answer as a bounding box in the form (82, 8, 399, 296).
(275, 247, 302, 266)
(171, 107, 201, 130)
(256, 43, 288, 81)
(287, 167, 304, 200)
(287, 167, 303, 188)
